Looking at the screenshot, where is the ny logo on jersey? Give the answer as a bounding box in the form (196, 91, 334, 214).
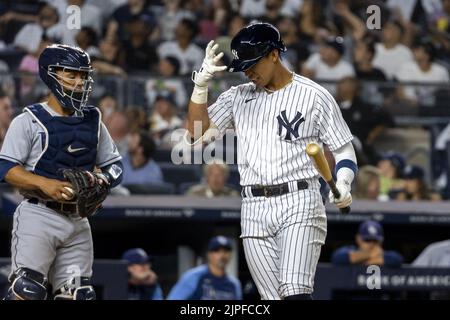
(277, 110, 305, 141)
(231, 49, 239, 60)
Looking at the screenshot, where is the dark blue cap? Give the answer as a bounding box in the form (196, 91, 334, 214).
(324, 36, 345, 55)
(358, 220, 384, 242)
(122, 248, 151, 265)
(381, 152, 405, 172)
(403, 165, 425, 180)
(208, 236, 232, 251)
(228, 22, 286, 72)
(155, 89, 176, 106)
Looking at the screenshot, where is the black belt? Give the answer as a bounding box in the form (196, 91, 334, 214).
(242, 180, 308, 198)
(28, 198, 77, 215)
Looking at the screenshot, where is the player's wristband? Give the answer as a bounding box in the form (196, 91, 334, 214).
(191, 85, 208, 104)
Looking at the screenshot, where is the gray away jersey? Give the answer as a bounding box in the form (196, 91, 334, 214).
(0, 103, 121, 171)
(208, 73, 354, 186)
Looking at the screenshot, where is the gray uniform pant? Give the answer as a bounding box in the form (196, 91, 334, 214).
(10, 200, 93, 292)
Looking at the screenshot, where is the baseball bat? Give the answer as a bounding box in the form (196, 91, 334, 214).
(306, 143, 350, 214)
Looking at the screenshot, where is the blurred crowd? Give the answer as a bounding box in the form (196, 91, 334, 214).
(1, 0, 450, 200)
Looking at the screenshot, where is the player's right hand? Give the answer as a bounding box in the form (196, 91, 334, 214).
(329, 181, 352, 208)
(192, 40, 227, 87)
(40, 178, 75, 202)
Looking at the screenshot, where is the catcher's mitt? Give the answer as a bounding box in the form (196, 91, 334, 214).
(62, 168, 109, 218)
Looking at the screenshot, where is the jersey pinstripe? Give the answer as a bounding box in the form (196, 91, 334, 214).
(208, 74, 353, 186)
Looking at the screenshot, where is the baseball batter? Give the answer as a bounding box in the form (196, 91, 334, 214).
(187, 23, 357, 300)
(0, 44, 123, 300)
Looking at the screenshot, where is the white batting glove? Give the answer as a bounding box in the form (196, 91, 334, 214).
(328, 181, 352, 208)
(192, 40, 227, 87)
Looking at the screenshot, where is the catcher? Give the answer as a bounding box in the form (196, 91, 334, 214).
(0, 44, 123, 300)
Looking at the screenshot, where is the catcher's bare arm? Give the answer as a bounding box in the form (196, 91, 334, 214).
(2, 164, 73, 202)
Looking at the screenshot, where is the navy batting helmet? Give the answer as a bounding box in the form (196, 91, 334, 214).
(39, 44, 94, 111)
(228, 22, 286, 73)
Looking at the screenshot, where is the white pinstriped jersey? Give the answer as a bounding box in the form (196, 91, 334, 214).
(208, 73, 353, 186)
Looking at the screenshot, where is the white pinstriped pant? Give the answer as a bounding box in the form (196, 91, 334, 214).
(241, 180, 327, 300)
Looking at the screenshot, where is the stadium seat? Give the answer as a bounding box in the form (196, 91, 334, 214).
(153, 149, 174, 162)
(123, 183, 176, 195)
(178, 182, 199, 195)
(158, 163, 202, 192)
(228, 166, 240, 190)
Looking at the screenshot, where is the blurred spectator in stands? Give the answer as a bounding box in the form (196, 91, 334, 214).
(372, 20, 414, 79)
(0, 2, 42, 44)
(149, 91, 183, 145)
(354, 166, 381, 200)
(333, 1, 367, 42)
(331, 220, 403, 268)
(214, 14, 247, 63)
(94, 38, 127, 76)
(0, 88, 13, 150)
(98, 94, 119, 127)
(412, 239, 450, 267)
(276, 17, 310, 72)
(17, 37, 50, 106)
(13, 4, 61, 54)
(239, 0, 267, 18)
(122, 131, 164, 185)
(106, 0, 156, 42)
(395, 165, 441, 201)
(146, 56, 187, 108)
(336, 77, 393, 164)
(198, 0, 230, 42)
(106, 111, 129, 156)
(434, 123, 450, 199)
(122, 19, 159, 73)
(429, 0, 450, 62)
(0, 60, 14, 100)
(122, 248, 163, 300)
(186, 161, 239, 198)
(353, 39, 387, 81)
(376, 152, 406, 201)
(302, 36, 354, 94)
(125, 106, 149, 133)
(395, 40, 449, 107)
(50, 0, 103, 46)
(167, 236, 242, 300)
(75, 27, 100, 58)
(157, 18, 203, 75)
(156, 0, 196, 41)
(262, 0, 284, 25)
(298, 0, 331, 48)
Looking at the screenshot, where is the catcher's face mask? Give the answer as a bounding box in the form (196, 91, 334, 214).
(48, 67, 94, 112)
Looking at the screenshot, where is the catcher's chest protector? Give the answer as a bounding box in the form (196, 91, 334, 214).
(25, 104, 100, 180)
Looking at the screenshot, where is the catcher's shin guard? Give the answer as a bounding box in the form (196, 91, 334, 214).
(4, 267, 48, 300)
(54, 277, 96, 300)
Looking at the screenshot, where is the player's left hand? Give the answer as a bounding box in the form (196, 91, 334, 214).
(329, 181, 352, 208)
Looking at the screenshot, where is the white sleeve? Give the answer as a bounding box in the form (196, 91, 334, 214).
(96, 122, 122, 167)
(207, 86, 237, 134)
(0, 114, 33, 165)
(315, 88, 354, 151)
(332, 142, 357, 184)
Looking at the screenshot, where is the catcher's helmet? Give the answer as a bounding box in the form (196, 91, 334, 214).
(39, 44, 94, 111)
(228, 22, 286, 72)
